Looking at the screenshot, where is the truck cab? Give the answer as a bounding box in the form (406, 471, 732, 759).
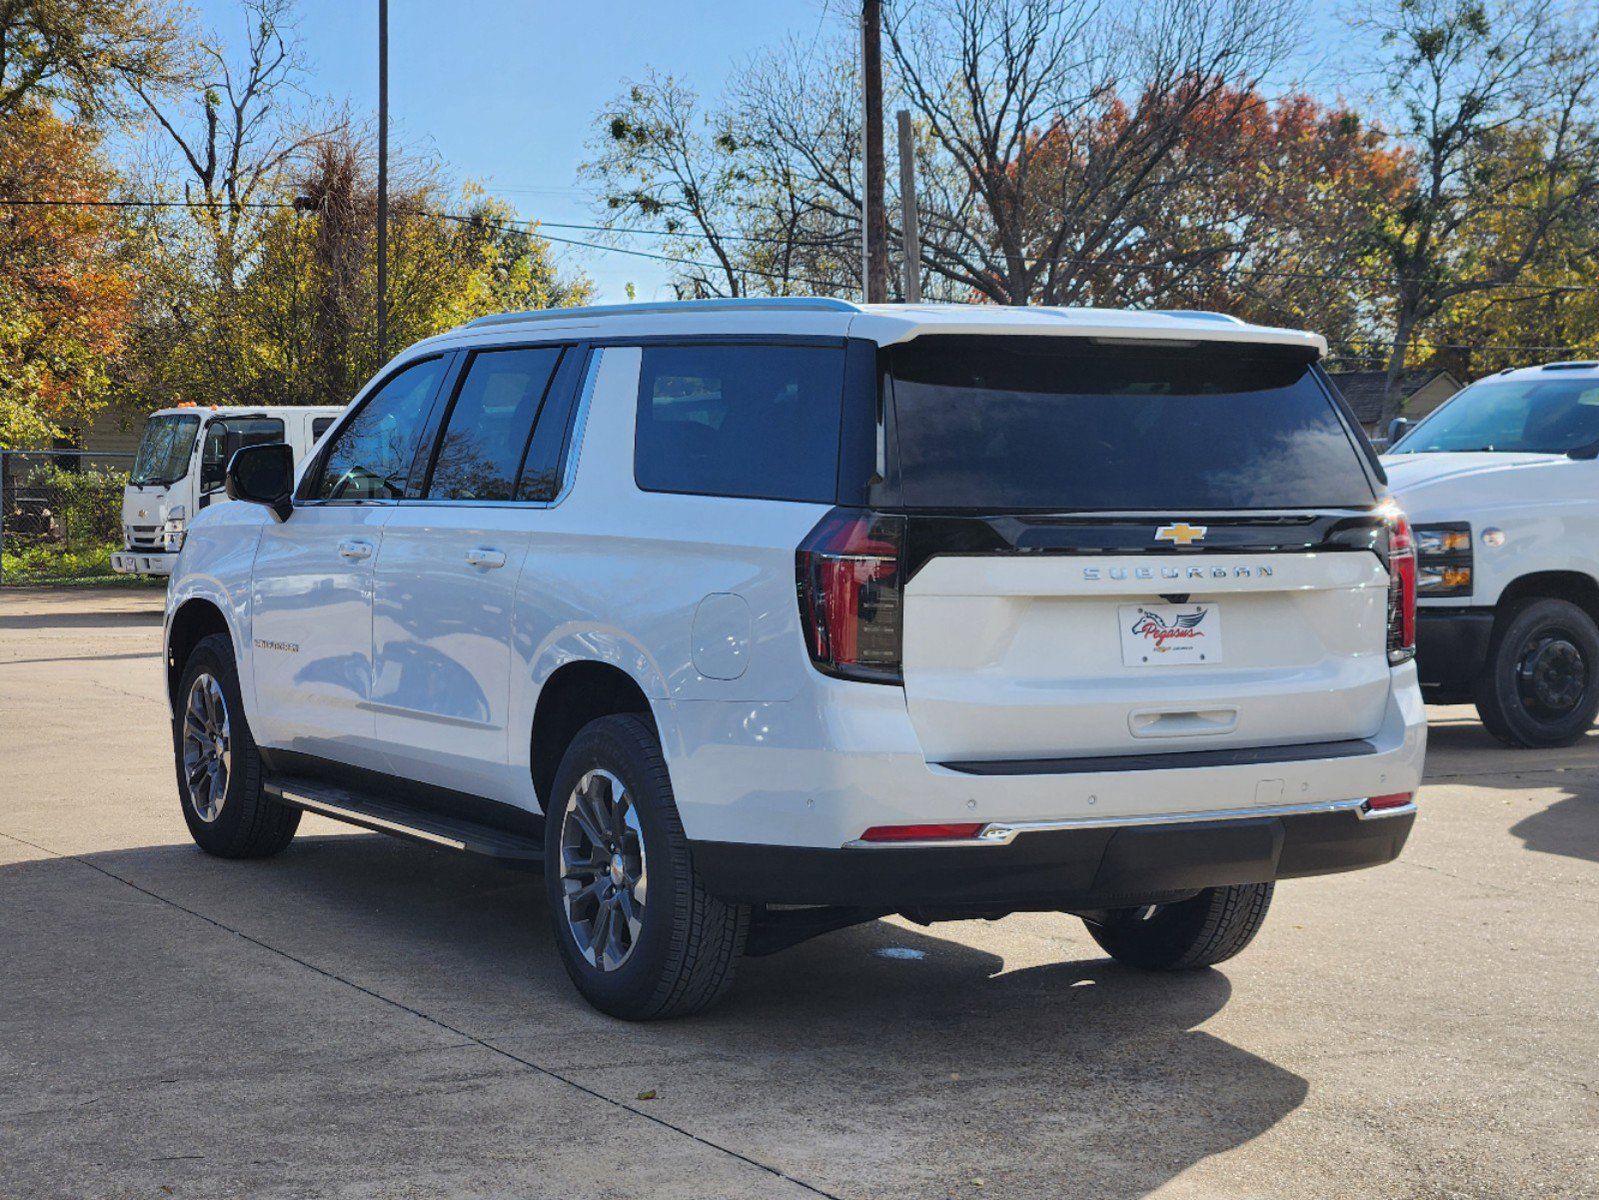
(1383, 361, 1599, 746)
(113, 404, 343, 576)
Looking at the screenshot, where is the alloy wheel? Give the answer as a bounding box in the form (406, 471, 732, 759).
(181, 673, 231, 822)
(558, 768, 648, 971)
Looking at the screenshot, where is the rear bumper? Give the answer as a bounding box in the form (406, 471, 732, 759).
(1415, 607, 1494, 689)
(661, 663, 1427, 848)
(111, 550, 176, 576)
(692, 800, 1415, 908)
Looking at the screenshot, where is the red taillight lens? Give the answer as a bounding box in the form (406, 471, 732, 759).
(859, 823, 984, 843)
(1365, 791, 1414, 811)
(796, 508, 905, 683)
(1384, 507, 1417, 665)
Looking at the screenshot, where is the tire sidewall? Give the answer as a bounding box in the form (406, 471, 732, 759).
(542, 718, 686, 1015)
(173, 634, 261, 849)
(1482, 598, 1599, 747)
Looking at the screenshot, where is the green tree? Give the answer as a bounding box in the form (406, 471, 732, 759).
(1357, 0, 1599, 416)
(0, 0, 183, 119)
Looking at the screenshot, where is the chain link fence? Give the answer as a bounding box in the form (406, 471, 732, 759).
(0, 450, 146, 586)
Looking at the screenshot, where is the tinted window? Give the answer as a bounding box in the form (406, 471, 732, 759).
(888, 336, 1374, 511)
(130, 414, 199, 486)
(635, 344, 845, 502)
(314, 358, 446, 501)
(312, 416, 336, 440)
(201, 417, 284, 491)
(1394, 377, 1599, 454)
(427, 347, 562, 501)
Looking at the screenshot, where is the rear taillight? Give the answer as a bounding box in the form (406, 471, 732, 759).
(1384, 506, 1417, 665)
(859, 823, 984, 843)
(796, 508, 905, 683)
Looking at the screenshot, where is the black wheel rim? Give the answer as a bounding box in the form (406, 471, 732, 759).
(1514, 628, 1589, 719)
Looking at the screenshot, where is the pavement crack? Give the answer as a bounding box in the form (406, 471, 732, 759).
(0, 829, 841, 1200)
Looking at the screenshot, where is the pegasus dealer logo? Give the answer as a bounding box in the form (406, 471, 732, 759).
(1130, 606, 1210, 651)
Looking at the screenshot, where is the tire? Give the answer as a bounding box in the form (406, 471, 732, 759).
(1085, 883, 1273, 970)
(543, 714, 748, 1020)
(173, 633, 300, 858)
(1473, 597, 1599, 749)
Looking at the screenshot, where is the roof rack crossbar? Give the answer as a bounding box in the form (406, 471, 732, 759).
(465, 297, 860, 329)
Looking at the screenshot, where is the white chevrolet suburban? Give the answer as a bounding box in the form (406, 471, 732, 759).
(162, 299, 1425, 1019)
(1385, 361, 1599, 747)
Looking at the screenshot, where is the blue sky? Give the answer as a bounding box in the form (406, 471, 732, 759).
(182, 1, 1360, 304)
(185, 0, 833, 302)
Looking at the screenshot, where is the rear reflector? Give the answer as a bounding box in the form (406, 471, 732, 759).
(858, 822, 985, 843)
(1364, 792, 1414, 811)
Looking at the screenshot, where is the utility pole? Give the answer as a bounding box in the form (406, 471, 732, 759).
(860, 0, 889, 303)
(896, 109, 921, 303)
(376, 0, 389, 363)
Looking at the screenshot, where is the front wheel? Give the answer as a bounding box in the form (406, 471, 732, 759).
(1474, 597, 1599, 748)
(1085, 883, 1273, 970)
(173, 633, 300, 858)
(543, 714, 748, 1020)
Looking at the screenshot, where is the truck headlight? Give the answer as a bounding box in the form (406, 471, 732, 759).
(1413, 522, 1473, 597)
(161, 510, 187, 553)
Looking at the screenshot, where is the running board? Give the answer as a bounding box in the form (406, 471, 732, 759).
(263, 776, 544, 862)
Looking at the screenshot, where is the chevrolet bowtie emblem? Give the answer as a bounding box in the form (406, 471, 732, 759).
(1155, 522, 1208, 546)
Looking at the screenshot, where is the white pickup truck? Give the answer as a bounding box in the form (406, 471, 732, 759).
(114, 404, 343, 576)
(1384, 360, 1599, 747)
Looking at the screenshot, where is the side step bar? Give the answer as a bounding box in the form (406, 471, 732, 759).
(263, 776, 544, 863)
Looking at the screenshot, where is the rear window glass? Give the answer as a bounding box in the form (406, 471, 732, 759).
(887, 336, 1373, 511)
(427, 346, 562, 501)
(634, 344, 845, 503)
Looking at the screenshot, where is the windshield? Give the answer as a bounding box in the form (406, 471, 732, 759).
(1393, 377, 1599, 454)
(130, 414, 200, 486)
(886, 336, 1375, 511)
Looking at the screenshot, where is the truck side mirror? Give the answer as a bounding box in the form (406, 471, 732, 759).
(225, 443, 294, 522)
(1387, 417, 1414, 446)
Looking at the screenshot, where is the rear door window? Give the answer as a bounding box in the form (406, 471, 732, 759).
(887, 336, 1374, 511)
(311, 416, 336, 441)
(634, 343, 845, 503)
(426, 346, 563, 501)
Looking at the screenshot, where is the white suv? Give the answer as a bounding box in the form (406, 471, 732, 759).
(163, 299, 1426, 1019)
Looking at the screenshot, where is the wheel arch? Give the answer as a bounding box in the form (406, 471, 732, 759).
(1497, 571, 1599, 627)
(166, 597, 233, 713)
(530, 659, 660, 813)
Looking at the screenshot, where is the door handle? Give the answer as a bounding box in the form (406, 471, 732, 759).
(465, 547, 507, 569)
(337, 539, 374, 560)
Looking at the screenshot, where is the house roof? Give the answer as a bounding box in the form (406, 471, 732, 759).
(1327, 369, 1460, 425)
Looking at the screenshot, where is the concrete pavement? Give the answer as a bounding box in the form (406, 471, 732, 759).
(1, 587, 1594, 1199)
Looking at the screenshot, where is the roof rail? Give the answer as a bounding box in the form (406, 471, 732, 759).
(1144, 309, 1245, 325)
(465, 296, 860, 330)
(1540, 360, 1599, 371)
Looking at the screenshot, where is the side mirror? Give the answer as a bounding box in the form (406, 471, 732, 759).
(1387, 417, 1414, 446)
(225, 443, 294, 522)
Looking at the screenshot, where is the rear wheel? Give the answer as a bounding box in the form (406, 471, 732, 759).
(543, 714, 748, 1019)
(173, 633, 300, 857)
(1085, 883, 1273, 970)
(1474, 597, 1599, 748)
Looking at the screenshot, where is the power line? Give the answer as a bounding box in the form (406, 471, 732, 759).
(5, 194, 1599, 302)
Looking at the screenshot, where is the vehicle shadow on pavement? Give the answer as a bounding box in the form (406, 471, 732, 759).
(1424, 714, 1599, 866)
(2, 830, 1310, 1199)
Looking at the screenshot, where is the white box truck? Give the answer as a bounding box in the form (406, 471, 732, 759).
(113, 404, 343, 577)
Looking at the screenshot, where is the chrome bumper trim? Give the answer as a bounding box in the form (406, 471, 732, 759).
(842, 796, 1416, 849)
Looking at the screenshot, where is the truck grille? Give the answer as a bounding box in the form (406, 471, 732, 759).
(127, 525, 163, 551)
